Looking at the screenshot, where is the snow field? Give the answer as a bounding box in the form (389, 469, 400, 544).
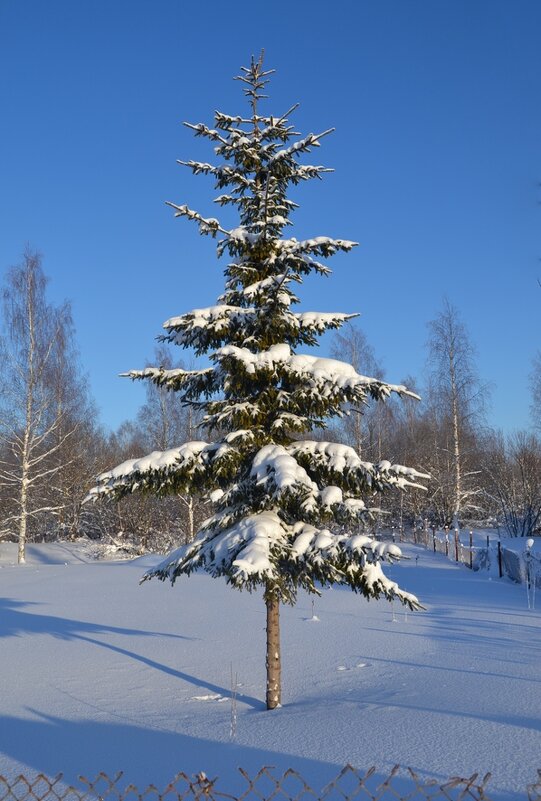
(0, 542, 539, 799)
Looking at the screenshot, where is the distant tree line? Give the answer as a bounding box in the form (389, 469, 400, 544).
(0, 250, 539, 562)
(328, 301, 541, 540)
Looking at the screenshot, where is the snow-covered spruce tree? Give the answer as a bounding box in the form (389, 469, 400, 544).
(87, 55, 428, 710)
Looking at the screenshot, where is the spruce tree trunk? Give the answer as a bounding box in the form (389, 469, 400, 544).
(265, 591, 281, 709)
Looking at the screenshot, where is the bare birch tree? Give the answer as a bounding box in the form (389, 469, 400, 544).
(384, 375, 432, 528)
(83, 346, 207, 553)
(134, 345, 203, 543)
(330, 323, 387, 462)
(426, 298, 487, 528)
(0, 250, 82, 561)
(484, 431, 541, 537)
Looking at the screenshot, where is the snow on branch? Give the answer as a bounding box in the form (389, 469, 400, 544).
(141, 510, 289, 585)
(160, 306, 356, 352)
(275, 236, 358, 257)
(267, 129, 334, 169)
(289, 165, 334, 182)
(183, 121, 229, 145)
(163, 305, 251, 333)
(142, 509, 422, 609)
(245, 443, 428, 524)
(259, 109, 300, 142)
(179, 160, 255, 191)
(120, 365, 217, 397)
(84, 442, 206, 503)
(288, 441, 430, 492)
(214, 343, 420, 402)
(248, 444, 369, 522)
(165, 203, 226, 236)
(294, 311, 358, 332)
(252, 444, 317, 496)
(241, 273, 293, 299)
(221, 226, 262, 252)
(228, 512, 287, 581)
(84, 437, 244, 503)
(161, 305, 257, 352)
(214, 111, 256, 128)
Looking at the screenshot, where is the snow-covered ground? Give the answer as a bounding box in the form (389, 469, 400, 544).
(0, 541, 539, 799)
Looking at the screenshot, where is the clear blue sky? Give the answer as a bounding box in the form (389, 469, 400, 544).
(0, 0, 539, 432)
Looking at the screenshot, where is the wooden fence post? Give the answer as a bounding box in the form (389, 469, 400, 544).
(454, 528, 459, 562)
(445, 526, 449, 557)
(498, 541, 503, 578)
(469, 530, 473, 569)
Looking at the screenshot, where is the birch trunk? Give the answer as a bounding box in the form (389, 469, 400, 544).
(18, 265, 37, 564)
(449, 345, 462, 527)
(18, 476, 28, 564)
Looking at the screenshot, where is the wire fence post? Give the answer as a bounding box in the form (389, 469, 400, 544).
(524, 538, 536, 611)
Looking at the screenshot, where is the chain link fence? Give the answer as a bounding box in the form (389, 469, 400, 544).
(1, 765, 540, 801)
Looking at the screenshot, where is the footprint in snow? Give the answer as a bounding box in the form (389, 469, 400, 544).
(337, 663, 368, 672)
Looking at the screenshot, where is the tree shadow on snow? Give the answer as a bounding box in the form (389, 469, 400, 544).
(0, 597, 190, 641)
(0, 711, 338, 791)
(347, 644, 541, 685)
(356, 596, 541, 660)
(72, 634, 263, 709)
(17, 544, 91, 564)
(0, 711, 512, 800)
(0, 598, 262, 709)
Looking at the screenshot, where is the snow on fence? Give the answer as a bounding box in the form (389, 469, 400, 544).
(389, 525, 541, 591)
(386, 524, 478, 569)
(2, 765, 540, 801)
(500, 544, 541, 589)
